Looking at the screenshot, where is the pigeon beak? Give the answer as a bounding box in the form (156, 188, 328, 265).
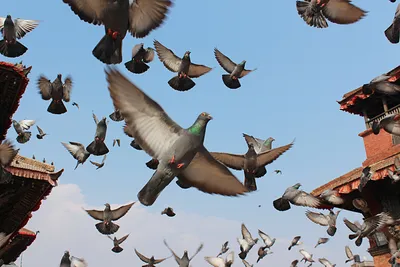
(207, 115, 213, 120)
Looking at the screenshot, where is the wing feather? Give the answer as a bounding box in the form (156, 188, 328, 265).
(117, 234, 129, 244)
(187, 63, 212, 78)
(343, 218, 360, 233)
(241, 223, 254, 242)
(62, 142, 87, 161)
(322, 0, 366, 25)
(292, 191, 321, 207)
(0, 17, 5, 31)
(37, 75, 52, 100)
(243, 133, 264, 154)
(154, 40, 182, 72)
(63, 76, 73, 102)
(36, 125, 44, 135)
(209, 152, 245, 170)
(204, 257, 225, 267)
(62, 0, 109, 25)
(214, 48, 236, 73)
(305, 210, 329, 226)
(345, 245, 353, 259)
(85, 209, 104, 221)
(14, 18, 40, 39)
(258, 229, 272, 245)
(90, 160, 101, 167)
(19, 120, 35, 130)
(256, 142, 293, 167)
(144, 48, 155, 63)
(134, 249, 151, 263)
(110, 202, 135, 220)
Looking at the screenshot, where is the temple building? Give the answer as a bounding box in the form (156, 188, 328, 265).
(311, 65, 400, 267)
(0, 62, 64, 264)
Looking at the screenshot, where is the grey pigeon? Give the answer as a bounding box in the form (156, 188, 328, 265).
(60, 251, 71, 267)
(358, 166, 373, 192)
(274, 183, 321, 211)
(389, 238, 400, 264)
(299, 249, 314, 264)
(290, 260, 299, 267)
(385, 4, 400, 44)
(90, 155, 107, 170)
(161, 207, 176, 217)
(388, 168, 400, 183)
(288, 236, 301, 250)
(237, 224, 258, 260)
(107, 234, 129, 253)
(319, 189, 345, 205)
(113, 139, 120, 147)
(63, 0, 172, 64)
(0, 15, 39, 57)
(241, 259, 253, 267)
(258, 230, 276, 250)
(214, 48, 256, 89)
(86, 113, 109, 156)
(70, 255, 88, 267)
(134, 249, 169, 267)
(36, 125, 47, 139)
(205, 251, 234, 267)
(125, 43, 155, 74)
(362, 74, 400, 95)
(243, 134, 274, 154)
(72, 102, 80, 109)
(372, 114, 400, 136)
(314, 237, 329, 248)
(319, 258, 335, 267)
(12, 119, 35, 144)
(296, 0, 366, 28)
(352, 198, 370, 214)
(164, 239, 203, 267)
(109, 109, 124, 122)
(84, 202, 135, 235)
(217, 241, 229, 257)
(106, 67, 247, 206)
(305, 209, 341, 236)
(37, 74, 72, 115)
(61, 142, 91, 169)
(211, 140, 293, 191)
(256, 246, 273, 263)
(0, 140, 18, 167)
(345, 245, 357, 263)
(154, 40, 212, 91)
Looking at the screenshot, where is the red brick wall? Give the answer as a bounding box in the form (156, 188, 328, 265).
(373, 253, 391, 266)
(360, 128, 393, 159)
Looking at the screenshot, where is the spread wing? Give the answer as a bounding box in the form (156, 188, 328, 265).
(189, 243, 204, 261)
(322, 0, 366, 25)
(214, 48, 236, 73)
(90, 160, 101, 167)
(36, 125, 44, 135)
(256, 142, 293, 167)
(61, 142, 87, 161)
(226, 251, 234, 264)
(129, 0, 172, 38)
(117, 234, 129, 244)
(292, 236, 301, 244)
(92, 112, 99, 124)
(178, 146, 248, 196)
(134, 249, 151, 263)
(292, 190, 321, 207)
(239, 69, 256, 78)
(37, 75, 52, 100)
(19, 120, 35, 130)
(343, 218, 360, 233)
(110, 202, 135, 220)
(144, 48, 155, 63)
(62, 0, 110, 25)
(153, 257, 168, 264)
(85, 209, 104, 221)
(318, 258, 331, 266)
(187, 63, 212, 78)
(14, 18, 39, 39)
(345, 245, 353, 259)
(163, 240, 181, 265)
(243, 133, 264, 154)
(0, 17, 5, 31)
(204, 257, 225, 267)
(305, 210, 329, 226)
(258, 229, 272, 244)
(106, 67, 183, 160)
(70, 256, 88, 267)
(63, 76, 73, 102)
(154, 40, 182, 72)
(241, 223, 254, 242)
(0, 140, 18, 167)
(209, 152, 245, 170)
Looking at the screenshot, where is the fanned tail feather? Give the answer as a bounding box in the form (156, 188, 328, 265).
(92, 34, 122, 65)
(273, 197, 291, 211)
(124, 60, 150, 74)
(222, 74, 241, 89)
(48, 100, 67, 114)
(0, 40, 28, 58)
(355, 237, 363, 246)
(112, 246, 124, 253)
(238, 251, 247, 260)
(145, 159, 159, 170)
(255, 166, 267, 178)
(296, 1, 328, 28)
(16, 132, 31, 144)
(244, 173, 257, 191)
(168, 76, 195, 91)
(86, 141, 109, 156)
(327, 226, 337, 236)
(385, 23, 400, 44)
(95, 222, 119, 235)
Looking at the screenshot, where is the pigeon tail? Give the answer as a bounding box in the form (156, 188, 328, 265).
(256, 256, 262, 263)
(16, 132, 31, 144)
(137, 170, 176, 206)
(74, 161, 81, 170)
(296, 1, 328, 28)
(176, 179, 192, 189)
(47, 99, 67, 115)
(238, 251, 247, 260)
(86, 140, 109, 156)
(109, 111, 124, 122)
(222, 74, 241, 89)
(92, 34, 122, 65)
(112, 245, 124, 253)
(168, 76, 196, 91)
(124, 59, 150, 74)
(355, 237, 363, 247)
(36, 134, 43, 139)
(95, 221, 119, 235)
(244, 173, 257, 191)
(145, 158, 159, 170)
(273, 197, 291, 211)
(385, 23, 400, 44)
(327, 226, 337, 236)
(349, 233, 358, 240)
(254, 166, 267, 178)
(0, 40, 28, 58)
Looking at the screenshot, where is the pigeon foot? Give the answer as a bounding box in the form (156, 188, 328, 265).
(169, 155, 176, 164)
(176, 163, 185, 169)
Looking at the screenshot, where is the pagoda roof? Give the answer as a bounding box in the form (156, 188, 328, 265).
(0, 228, 37, 264)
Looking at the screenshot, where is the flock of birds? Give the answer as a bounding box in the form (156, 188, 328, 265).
(1, 0, 400, 266)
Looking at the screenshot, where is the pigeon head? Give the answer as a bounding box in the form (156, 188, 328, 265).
(292, 183, 301, 189)
(361, 83, 373, 95)
(184, 51, 191, 58)
(64, 250, 70, 256)
(198, 112, 213, 121)
(6, 15, 11, 19)
(104, 203, 111, 208)
(267, 137, 275, 142)
(239, 60, 246, 66)
(57, 74, 62, 80)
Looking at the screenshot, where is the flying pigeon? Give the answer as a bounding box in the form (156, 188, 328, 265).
(273, 183, 321, 211)
(296, 0, 366, 29)
(256, 247, 273, 263)
(288, 236, 301, 250)
(394, 157, 400, 174)
(352, 198, 370, 214)
(12, 119, 35, 144)
(274, 170, 282, 174)
(211, 141, 293, 191)
(358, 166, 373, 192)
(372, 114, 400, 136)
(290, 260, 299, 267)
(125, 43, 155, 74)
(154, 40, 212, 91)
(319, 258, 335, 267)
(0, 140, 18, 167)
(385, 3, 400, 44)
(305, 210, 341, 236)
(113, 139, 120, 147)
(161, 207, 176, 217)
(90, 155, 107, 170)
(107, 234, 129, 253)
(205, 251, 234, 267)
(241, 259, 253, 267)
(214, 48, 256, 89)
(345, 245, 357, 263)
(130, 139, 142, 150)
(319, 189, 344, 205)
(217, 241, 229, 257)
(87, 113, 109, 156)
(389, 238, 400, 264)
(84, 202, 135, 235)
(60, 251, 71, 267)
(70, 256, 88, 267)
(388, 168, 400, 183)
(163, 239, 203, 267)
(36, 125, 47, 139)
(258, 229, 275, 250)
(0, 15, 39, 57)
(299, 249, 314, 264)
(62, 0, 172, 64)
(362, 74, 400, 96)
(37, 74, 72, 115)
(106, 67, 247, 206)
(72, 102, 79, 109)
(61, 142, 91, 169)
(109, 109, 124, 122)
(243, 134, 274, 154)
(134, 249, 169, 267)
(315, 237, 329, 248)
(237, 224, 258, 260)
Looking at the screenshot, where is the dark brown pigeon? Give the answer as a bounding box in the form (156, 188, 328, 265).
(108, 234, 129, 253)
(125, 43, 155, 74)
(38, 74, 72, 115)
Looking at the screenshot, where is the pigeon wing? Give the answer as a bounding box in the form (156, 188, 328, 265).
(110, 202, 135, 220)
(209, 152, 245, 170)
(134, 249, 151, 263)
(292, 191, 321, 207)
(189, 243, 204, 261)
(243, 133, 264, 154)
(117, 139, 120, 146)
(239, 69, 256, 78)
(101, 155, 107, 164)
(389, 238, 398, 255)
(37, 75, 52, 100)
(187, 63, 213, 78)
(13, 18, 39, 39)
(117, 234, 129, 245)
(241, 223, 254, 242)
(63, 76, 73, 102)
(89, 160, 101, 167)
(0, 17, 5, 31)
(0, 140, 18, 167)
(62, 0, 110, 25)
(204, 257, 225, 267)
(131, 43, 144, 57)
(144, 48, 155, 63)
(318, 258, 331, 266)
(214, 48, 237, 73)
(153, 40, 182, 72)
(305, 210, 329, 226)
(36, 125, 44, 135)
(258, 230, 272, 245)
(19, 120, 35, 130)
(345, 245, 353, 259)
(92, 112, 99, 124)
(256, 142, 293, 167)
(85, 209, 104, 221)
(226, 251, 234, 264)
(62, 142, 86, 161)
(242, 259, 252, 267)
(163, 240, 182, 265)
(343, 219, 360, 233)
(322, 0, 366, 25)
(395, 157, 400, 170)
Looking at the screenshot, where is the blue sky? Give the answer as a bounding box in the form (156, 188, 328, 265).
(1, 0, 398, 266)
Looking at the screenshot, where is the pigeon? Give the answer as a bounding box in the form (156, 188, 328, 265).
(86, 113, 109, 156)
(296, 0, 366, 29)
(345, 245, 357, 263)
(205, 251, 234, 267)
(38, 74, 72, 115)
(61, 142, 91, 169)
(12, 119, 35, 144)
(109, 109, 124, 122)
(290, 260, 299, 267)
(274, 170, 282, 174)
(70, 256, 88, 267)
(389, 238, 400, 264)
(274, 183, 321, 211)
(256, 247, 273, 263)
(62, 0, 172, 64)
(243, 134, 274, 154)
(299, 249, 314, 264)
(0, 15, 39, 57)
(394, 157, 400, 174)
(107, 234, 129, 253)
(134, 249, 169, 267)
(125, 43, 155, 74)
(36, 125, 47, 139)
(163, 239, 203, 267)
(237, 223, 258, 260)
(161, 207, 176, 217)
(288, 236, 301, 250)
(211, 141, 293, 191)
(385, 3, 400, 44)
(241, 259, 253, 267)
(258, 229, 275, 250)
(305, 209, 341, 236)
(358, 166, 373, 192)
(372, 114, 400, 136)
(352, 198, 370, 214)
(217, 241, 229, 257)
(130, 139, 143, 150)
(0, 140, 18, 167)
(113, 139, 121, 147)
(319, 258, 335, 267)
(43, 158, 46, 163)
(60, 251, 71, 267)
(214, 48, 256, 89)
(388, 168, 400, 183)
(72, 102, 79, 109)
(319, 189, 345, 205)
(106, 67, 247, 206)
(314, 237, 329, 248)
(84, 202, 135, 235)
(90, 155, 107, 170)
(362, 74, 400, 95)
(154, 40, 212, 91)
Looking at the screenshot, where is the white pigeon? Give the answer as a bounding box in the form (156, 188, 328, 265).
(237, 224, 258, 260)
(258, 229, 276, 249)
(18, 119, 35, 130)
(70, 256, 88, 267)
(299, 249, 314, 263)
(319, 258, 336, 267)
(204, 251, 234, 267)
